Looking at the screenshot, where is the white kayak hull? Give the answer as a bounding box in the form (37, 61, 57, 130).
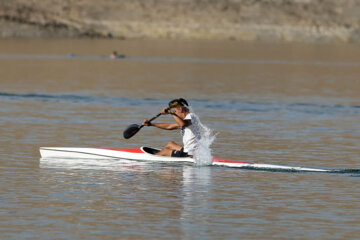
(40, 147, 195, 163)
(39, 146, 329, 172)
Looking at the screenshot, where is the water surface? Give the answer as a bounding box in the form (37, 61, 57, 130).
(0, 39, 360, 239)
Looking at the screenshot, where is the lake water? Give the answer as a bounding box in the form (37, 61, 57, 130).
(0, 39, 360, 239)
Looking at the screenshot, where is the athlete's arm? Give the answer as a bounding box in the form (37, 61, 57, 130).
(142, 107, 191, 130)
(142, 118, 180, 130)
(146, 122, 180, 130)
(172, 114, 191, 128)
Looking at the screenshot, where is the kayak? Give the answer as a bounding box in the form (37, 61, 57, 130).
(39, 146, 329, 172)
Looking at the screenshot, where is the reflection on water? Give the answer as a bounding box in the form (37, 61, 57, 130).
(39, 158, 151, 171)
(1, 39, 360, 239)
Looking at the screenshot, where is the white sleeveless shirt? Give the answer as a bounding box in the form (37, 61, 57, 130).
(181, 113, 201, 155)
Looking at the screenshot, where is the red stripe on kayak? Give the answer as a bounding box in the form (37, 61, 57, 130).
(102, 148, 144, 153)
(212, 158, 254, 164)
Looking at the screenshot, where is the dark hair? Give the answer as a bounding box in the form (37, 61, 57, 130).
(178, 98, 189, 107)
(182, 106, 189, 112)
(168, 98, 189, 108)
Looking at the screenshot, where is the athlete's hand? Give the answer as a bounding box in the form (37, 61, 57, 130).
(142, 119, 151, 126)
(161, 107, 172, 115)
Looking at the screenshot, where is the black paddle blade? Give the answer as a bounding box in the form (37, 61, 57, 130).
(123, 124, 142, 139)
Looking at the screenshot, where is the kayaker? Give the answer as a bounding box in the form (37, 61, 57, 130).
(109, 51, 125, 59)
(142, 98, 201, 157)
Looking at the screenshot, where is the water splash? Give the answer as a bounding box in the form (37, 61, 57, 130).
(194, 124, 217, 166)
(189, 107, 217, 166)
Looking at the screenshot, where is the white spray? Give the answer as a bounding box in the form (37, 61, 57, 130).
(189, 107, 217, 166)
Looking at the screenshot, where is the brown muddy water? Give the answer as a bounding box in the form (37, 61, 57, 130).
(0, 39, 360, 239)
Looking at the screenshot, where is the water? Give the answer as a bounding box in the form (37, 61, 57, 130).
(1, 39, 360, 239)
(192, 113, 217, 166)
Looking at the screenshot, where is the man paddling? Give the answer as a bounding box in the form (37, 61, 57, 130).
(142, 98, 201, 157)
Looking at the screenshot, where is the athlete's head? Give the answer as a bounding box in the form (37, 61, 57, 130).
(169, 98, 189, 113)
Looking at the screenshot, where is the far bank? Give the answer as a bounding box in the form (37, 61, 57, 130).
(0, 0, 359, 43)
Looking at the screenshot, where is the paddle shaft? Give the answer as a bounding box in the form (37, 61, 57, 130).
(139, 112, 163, 129)
(141, 107, 182, 128)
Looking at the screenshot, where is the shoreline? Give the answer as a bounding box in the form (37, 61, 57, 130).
(0, 0, 359, 43)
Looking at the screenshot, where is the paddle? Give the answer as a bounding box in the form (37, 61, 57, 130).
(123, 109, 169, 139)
